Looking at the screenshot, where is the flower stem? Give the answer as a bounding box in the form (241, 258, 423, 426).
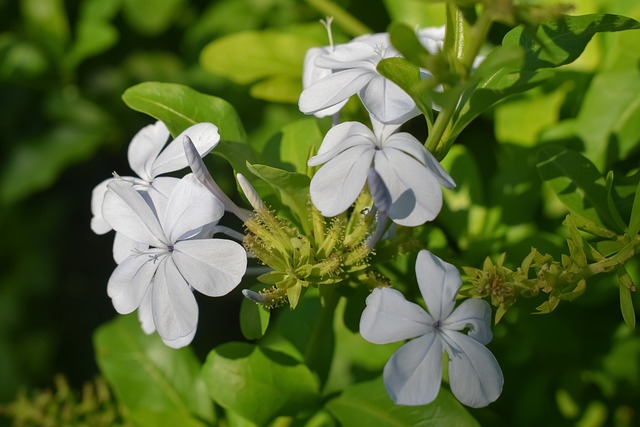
(305, 0, 372, 36)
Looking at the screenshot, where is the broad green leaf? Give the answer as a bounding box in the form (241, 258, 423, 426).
(20, 0, 70, 59)
(246, 163, 312, 234)
(249, 76, 302, 103)
(200, 25, 326, 84)
(573, 67, 640, 169)
(93, 314, 214, 427)
(0, 35, 49, 79)
(451, 45, 552, 139)
(537, 145, 620, 232)
(503, 14, 640, 70)
(260, 118, 323, 175)
(277, 295, 335, 386)
(240, 290, 271, 340)
(122, 0, 182, 35)
(325, 376, 479, 427)
(122, 82, 246, 143)
(627, 181, 640, 237)
(202, 342, 321, 426)
(65, 20, 118, 70)
(377, 57, 433, 125)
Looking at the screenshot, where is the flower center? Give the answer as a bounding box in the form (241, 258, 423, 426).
(433, 320, 442, 331)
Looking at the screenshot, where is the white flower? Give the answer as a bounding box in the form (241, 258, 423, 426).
(90, 121, 219, 237)
(359, 250, 503, 407)
(299, 28, 446, 124)
(307, 119, 455, 227)
(102, 173, 247, 348)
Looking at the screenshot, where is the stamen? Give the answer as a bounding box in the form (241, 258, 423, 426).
(320, 16, 335, 50)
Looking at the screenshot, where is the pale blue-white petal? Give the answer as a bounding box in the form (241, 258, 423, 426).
(151, 257, 198, 347)
(352, 33, 391, 49)
(303, 47, 332, 88)
(442, 329, 503, 408)
(444, 298, 493, 345)
(313, 42, 380, 70)
(308, 121, 375, 167)
(367, 169, 391, 215)
(374, 148, 442, 226)
(90, 177, 115, 235)
(102, 180, 168, 247)
(309, 145, 374, 217)
(162, 174, 225, 243)
(127, 121, 170, 181)
(383, 332, 443, 406)
(162, 328, 197, 349)
(152, 122, 219, 177)
(415, 250, 461, 321)
(112, 232, 146, 264)
(384, 133, 456, 189)
(417, 26, 445, 54)
(107, 253, 161, 314)
(360, 75, 419, 124)
(298, 68, 374, 116)
(370, 118, 402, 143)
(172, 239, 247, 297)
(138, 286, 156, 334)
(145, 176, 180, 226)
(360, 287, 431, 344)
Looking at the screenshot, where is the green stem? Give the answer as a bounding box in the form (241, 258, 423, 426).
(427, 6, 494, 160)
(304, 286, 340, 386)
(305, 0, 372, 36)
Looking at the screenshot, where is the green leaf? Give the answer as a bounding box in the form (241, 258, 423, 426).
(240, 290, 270, 340)
(200, 25, 327, 97)
(503, 14, 640, 70)
(93, 314, 214, 427)
(536, 145, 620, 232)
(618, 268, 636, 330)
(377, 57, 433, 125)
(0, 35, 49, 79)
(246, 163, 312, 234)
(20, 0, 70, 60)
(122, 82, 247, 143)
(64, 19, 118, 70)
(122, 0, 182, 35)
(573, 67, 640, 169)
(249, 76, 302, 103)
(202, 342, 321, 426)
(260, 118, 323, 175)
(383, 0, 446, 27)
(627, 181, 640, 237)
(451, 45, 553, 139)
(325, 376, 479, 427)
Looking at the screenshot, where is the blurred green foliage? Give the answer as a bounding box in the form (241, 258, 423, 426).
(0, 0, 639, 426)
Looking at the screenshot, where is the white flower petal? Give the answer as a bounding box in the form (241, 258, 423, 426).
(360, 288, 431, 344)
(127, 121, 170, 181)
(299, 68, 373, 116)
(303, 47, 332, 88)
(374, 148, 442, 226)
(138, 286, 156, 334)
(152, 257, 198, 346)
(107, 254, 160, 314)
(383, 332, 443, 406)
(443, 330, 504, 408)
(314, 42, 380, 69)
(360, 76, 419, 124)
(385, 133, 456, 189)
(152, 122, 219, 177)
(444, 298, 493, 345)
(144, 176, 180, 226)
(415, 250, 461, 321)
(173, 239, 247, 297)
(162, 328, 197, 349)
(102, 180, 168, 247)
(162, 174, 224, 243)
(309, 145, 374, 217)
(417, 26, 446, 54)
(112, 231, 145, 264)
(308, 121, 375, 167)
(90, 178, 115, 234)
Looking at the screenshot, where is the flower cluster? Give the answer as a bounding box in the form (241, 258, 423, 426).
(300, 25, 503, 408)
(90, 23, 503, 409)
(91, 122, 247, 348)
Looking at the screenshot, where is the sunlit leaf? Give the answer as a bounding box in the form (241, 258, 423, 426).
(122, 0, 182, 35)
(20, 0, 70, 59)
(503, 14, 640, 69)
(325, 376, 479, 427)
(93, 315, 214, 427)
(202, 342, 321, 426)
(240, 290, 270, 340)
